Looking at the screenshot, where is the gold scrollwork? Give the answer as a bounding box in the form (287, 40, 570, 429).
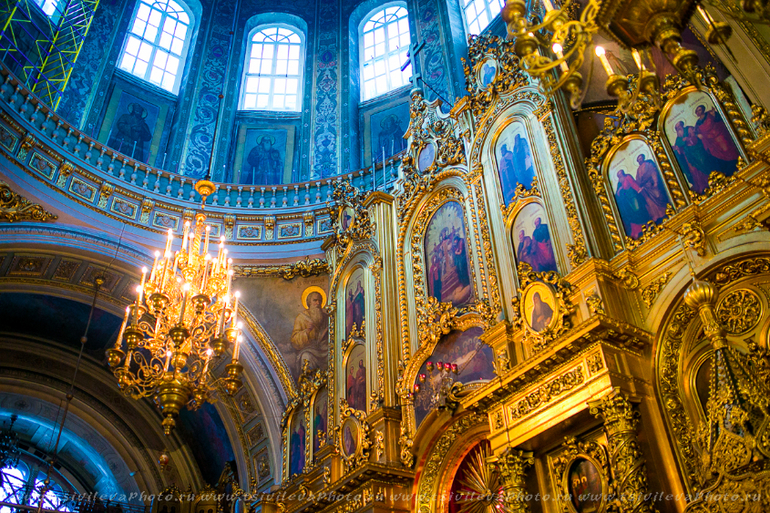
(716, 289, 762, 334)
(508, 365, 585, 421)
(0, 180, 57, 223)
(234, 257, 331, 279)
(641, 271, 673, 308)
(329, 180, 375, 256)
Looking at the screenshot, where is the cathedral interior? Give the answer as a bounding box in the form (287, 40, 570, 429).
(2, 0, 770, 512)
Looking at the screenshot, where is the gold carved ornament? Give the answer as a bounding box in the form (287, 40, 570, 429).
(511, 263, 575, 353)
(682, 278, 770, 492)
(588, 389, 659, 513)
(328, 179, 375, 256)
(0, 180, 57, 222)
(335, 399, 372, 473)
(551, 436, 611, 513)
(234, 257, 330, 280)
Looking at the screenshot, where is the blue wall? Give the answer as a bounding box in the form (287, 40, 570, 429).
(57, 0, 491, 183)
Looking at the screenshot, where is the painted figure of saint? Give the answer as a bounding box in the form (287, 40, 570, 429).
(244, 135, 282, 185)
(529, 292, 554, 332)
(289, 416, 305, 476)
(513, 133, 536, 189)
(531, 217, 557, 273)
(313, 393, 326, 453)
(694, 104, 739, 174)
(634, 154, 670, 222)
(426, 202, 474, 306)
(290, 290, 329, 375)
(673, 121, 711, 194)
(377, 114, 406, 158)
(346, 358, 367, 411)
(108, 103, 153, 162)
(614, 169, 650, 239)
(345, 278, 365, 337)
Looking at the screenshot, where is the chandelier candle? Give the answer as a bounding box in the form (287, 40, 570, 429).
(106, 179, 243, 435)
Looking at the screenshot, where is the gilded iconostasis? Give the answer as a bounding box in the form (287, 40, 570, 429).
(4, 0, 770, 512)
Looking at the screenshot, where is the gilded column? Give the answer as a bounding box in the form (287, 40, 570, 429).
(589, 390, 656, 513)
(495, 448, 533, 513)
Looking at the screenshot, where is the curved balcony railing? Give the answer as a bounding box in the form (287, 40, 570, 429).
(0, 64, 402, 244)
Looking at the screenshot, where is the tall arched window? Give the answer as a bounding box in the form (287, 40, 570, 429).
(460, 0, 504, 35)
(240, 26, 304, 111)
(360, 5, 411, 101)
(118, 0, 193, 93)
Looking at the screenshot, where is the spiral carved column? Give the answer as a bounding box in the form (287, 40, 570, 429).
(590, 390, 657, 513)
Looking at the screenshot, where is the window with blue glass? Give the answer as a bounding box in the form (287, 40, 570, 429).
(118, 0, 193, 93)
(240, 25, 304, 111)
(360, 4, 411, 101)
(460, 0, 505, 35)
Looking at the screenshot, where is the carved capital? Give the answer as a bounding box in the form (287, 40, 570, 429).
(495, 449, 533, 513)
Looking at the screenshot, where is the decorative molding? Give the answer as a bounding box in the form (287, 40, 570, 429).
(0, 180, 57, 223)
(234, 257, 330, 279)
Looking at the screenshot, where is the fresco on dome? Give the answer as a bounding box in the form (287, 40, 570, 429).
(236, 128, 289, 185)
(425, 201, 474, 307)
(512, 202, 558, 274)
(177, 402, 235, 485)
(346, 344, 367, 412)
(288, 408, 305, 476)
(662, 90, 740, 195)
(413, 327, 494, 427)
(345, 267, 365, 338)
(495, 121, 536, 206)
(105, 91, 160, 164)
(238, 275, 329, 384)
(369, 102, 409, 165)
(608, 139, 672, 240)
(312, 387, 327, 455)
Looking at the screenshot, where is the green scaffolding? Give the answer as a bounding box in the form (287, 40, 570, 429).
(0, 0, 99, 110)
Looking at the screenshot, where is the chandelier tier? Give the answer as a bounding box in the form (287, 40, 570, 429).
(0, 414, 20, 469)
(107, 180, 243, 435)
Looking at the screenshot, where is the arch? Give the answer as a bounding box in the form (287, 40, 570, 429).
(117, 0, 197, 94)
(239, 23, 305, 111)
(359, 3, 411, 101)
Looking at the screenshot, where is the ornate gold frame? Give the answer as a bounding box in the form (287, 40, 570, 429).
(551, 436, 611, 513)
(657, 83, 750, 203)
(337, 400, 371, 472)
(341, 324, 367, 414)
(598, 133, 681, 251)
(511, 264, 575, 353)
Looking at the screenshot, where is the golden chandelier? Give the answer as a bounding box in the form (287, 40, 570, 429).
(107, 180, 243, 435)
(502, 0, 732, 110)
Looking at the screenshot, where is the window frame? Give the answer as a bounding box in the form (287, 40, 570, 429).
(459, 0, 505, 36)
(117, 0, 195, 95)
(358, 2, 412, 102)
(239, 23, 305, 112)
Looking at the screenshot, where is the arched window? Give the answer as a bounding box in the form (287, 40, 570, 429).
(460, 0, 505, 35)
(118, 0, 193, 93)
(32, 0, 63, 18)
(240, 25, 304, 111)
(360, 5, 411, 101)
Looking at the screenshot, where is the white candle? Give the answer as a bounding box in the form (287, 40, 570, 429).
(552, 43, 569, 72)
(201, 255, 211, 292)
(181, 221, 190, 251)
(231, 291, 240, 328)
(149, 251, 160, 283)
(233, 335, 241, 361)
(542, 0, 554, 11)
(203, 225, 211, 257)
(165, 229, 173, 255)
(217, 295, 229, 336)
(178, 283, 190, 324)
(116, 307, 130, 347)
(595, 46, 614, 76)
(164, 350, 172, 371)
(632, 49, 645, 71)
